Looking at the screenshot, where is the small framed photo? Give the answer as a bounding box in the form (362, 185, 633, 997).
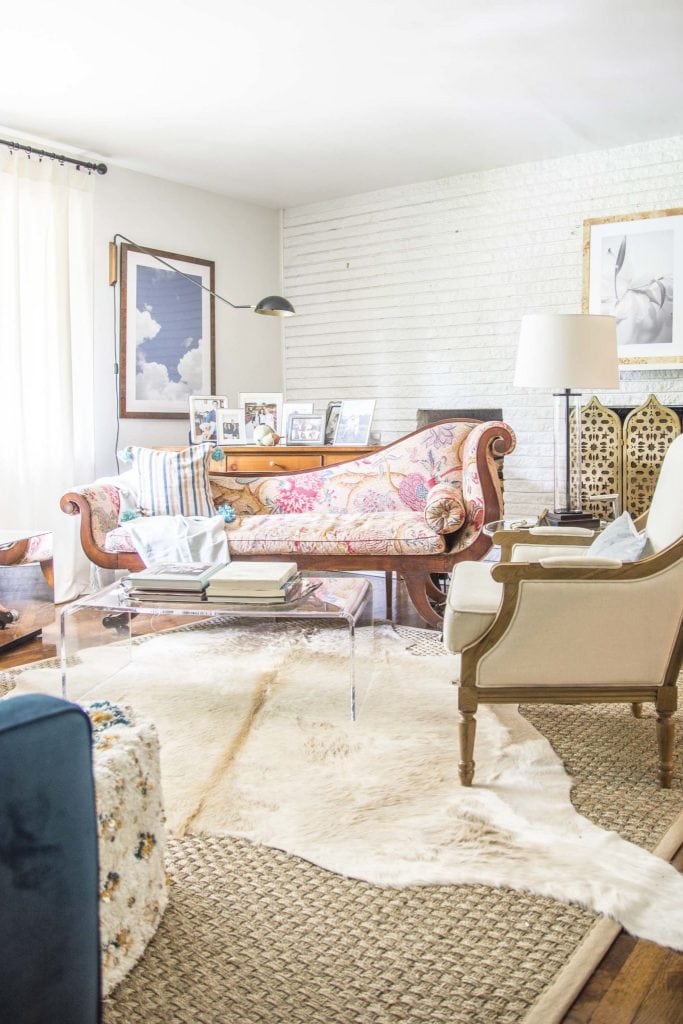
(238, 393, 283, 443)
(287, 413, 326, 445)
(324, 401, 342, 444)
(216, 408, 246, 444)
(281, 400, 314, 439)
(334, 400, 376, 445)
(188, 395, 228, 444)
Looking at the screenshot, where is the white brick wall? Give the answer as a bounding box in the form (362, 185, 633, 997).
(282, 136, 683, 516)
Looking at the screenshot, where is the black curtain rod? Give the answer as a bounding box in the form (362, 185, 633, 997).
(0, 137, 107, 175)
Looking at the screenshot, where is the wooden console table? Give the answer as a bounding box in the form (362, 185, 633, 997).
(157, 444, 379, 476)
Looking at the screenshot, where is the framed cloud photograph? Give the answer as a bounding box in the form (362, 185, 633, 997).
(120, 243, 216, 418)
(287, 413, 325, 445)
(238, 393, 283, 442)
(216, 408, 246, 444)
(583, 208, 683, 369)
(333, 399, 376, 445)
(188, 395, 228, 444)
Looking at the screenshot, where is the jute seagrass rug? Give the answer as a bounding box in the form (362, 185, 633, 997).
(3, 621, 682, 1023)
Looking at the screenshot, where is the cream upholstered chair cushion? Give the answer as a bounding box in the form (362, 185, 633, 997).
(443, 562, 502, 652)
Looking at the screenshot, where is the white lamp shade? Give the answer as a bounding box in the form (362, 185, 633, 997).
(514, 313, 619, 390)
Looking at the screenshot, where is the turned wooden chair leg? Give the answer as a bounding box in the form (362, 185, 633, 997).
(656, 710, 675, 789)
(459, 711, 477, 786)
(631, 702, 644, 718)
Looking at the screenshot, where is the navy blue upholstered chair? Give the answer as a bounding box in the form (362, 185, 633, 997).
(0, 694, 101, 1024)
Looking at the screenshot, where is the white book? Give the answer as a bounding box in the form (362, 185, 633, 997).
(126, 562, 227, 591)
(206, 561, 298, 595)
(207, 574, 301, 599)
(205, 579, 314, 606)
(205, 593, 289, 605)
(129, 593, 209, 605)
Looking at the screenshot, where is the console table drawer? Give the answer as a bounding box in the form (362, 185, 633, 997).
(224, 453, 323, 473)
(153, 444, 378, 477)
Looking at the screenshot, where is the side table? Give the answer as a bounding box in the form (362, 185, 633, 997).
(61, 573, 373, 720)
(483, 517, 539, 537)
(484, 516, 605, 563)
(0, 531, 54, 652)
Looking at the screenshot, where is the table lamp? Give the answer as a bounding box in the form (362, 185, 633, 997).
(514, 313, 619, 528)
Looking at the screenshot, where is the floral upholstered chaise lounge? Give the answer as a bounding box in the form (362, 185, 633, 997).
(61, 419, 515, 626)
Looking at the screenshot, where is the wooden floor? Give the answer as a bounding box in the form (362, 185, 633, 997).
(2, 572, 682, 1022)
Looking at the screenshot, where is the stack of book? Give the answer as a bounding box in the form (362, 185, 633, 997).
(205, 561, 301, 604)
(121, 562, 228, 603)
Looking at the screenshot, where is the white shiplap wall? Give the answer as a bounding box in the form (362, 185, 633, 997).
(282, 136, 683, 516)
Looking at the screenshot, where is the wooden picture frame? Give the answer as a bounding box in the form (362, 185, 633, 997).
(120, 243, 216, 418)
(583, 208, 683, 369)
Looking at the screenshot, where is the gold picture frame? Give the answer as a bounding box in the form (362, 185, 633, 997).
(582, 207, 683, 369)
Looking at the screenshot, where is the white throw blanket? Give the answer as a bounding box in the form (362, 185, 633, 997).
(123, 514, 229, 565)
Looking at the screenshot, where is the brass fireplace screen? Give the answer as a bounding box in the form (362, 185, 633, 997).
(577, 394, 682, 520)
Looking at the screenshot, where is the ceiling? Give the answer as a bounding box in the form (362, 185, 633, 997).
(2, 0, 683, 208)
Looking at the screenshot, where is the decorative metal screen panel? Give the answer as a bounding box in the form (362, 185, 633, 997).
(577, 394, 681, 521)
(622, 396, 681, 518)
(579, 397, 622, 521)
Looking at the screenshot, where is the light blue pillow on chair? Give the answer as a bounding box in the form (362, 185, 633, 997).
(587, 512, 647, 561)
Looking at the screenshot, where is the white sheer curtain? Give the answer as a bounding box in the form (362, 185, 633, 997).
(0, 149, 95, 601)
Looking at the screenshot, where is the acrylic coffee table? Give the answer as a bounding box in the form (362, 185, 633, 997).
(60, 573, 373, 720)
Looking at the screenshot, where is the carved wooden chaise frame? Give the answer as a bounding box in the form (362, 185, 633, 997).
(61, 420, 515, 627)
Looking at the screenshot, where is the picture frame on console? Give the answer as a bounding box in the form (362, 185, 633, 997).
(281, 401, 314, 439)
(324, 401, 342, 444)
(120, 243, 216, 418)
(334, 400, 376, 445)
(287, 413, 325, 445)
(583, 207, 683, 369)
(188, 395, 228, 444)
(239, 393, 283, 442)
(216, 408, 246, 444)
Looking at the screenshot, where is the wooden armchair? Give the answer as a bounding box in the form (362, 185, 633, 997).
(443, 434, 683, 788)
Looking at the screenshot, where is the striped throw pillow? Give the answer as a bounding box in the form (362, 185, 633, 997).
(128, 444, 216, 517)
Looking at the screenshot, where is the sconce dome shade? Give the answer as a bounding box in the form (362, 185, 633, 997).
(254, 295, 296, 317)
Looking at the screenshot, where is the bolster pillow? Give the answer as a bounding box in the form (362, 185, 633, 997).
(424, 481, 466, 535)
